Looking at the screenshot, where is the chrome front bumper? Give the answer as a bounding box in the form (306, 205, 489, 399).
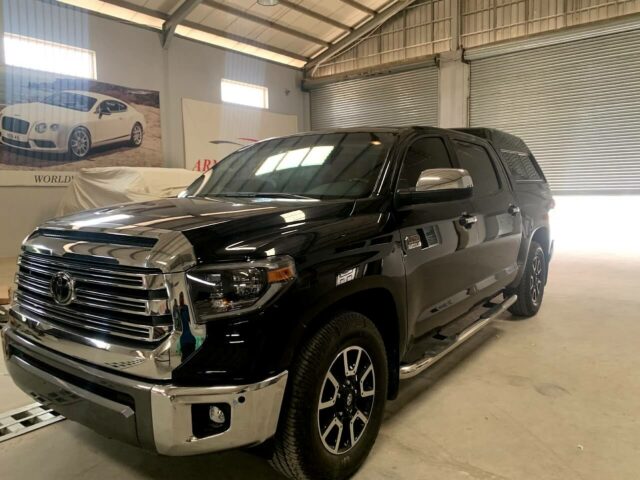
(2, 326, 287, 456)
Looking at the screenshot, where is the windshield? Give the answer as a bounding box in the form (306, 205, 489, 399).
(42, 92, 97, 112)
(186, 132, 395, 200)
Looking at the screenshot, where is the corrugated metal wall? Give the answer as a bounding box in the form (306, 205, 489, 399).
(310, 68, 439, 129)
(462, 0, 640, 48)
(309, 0, 639, 78)
(314, 0, 452, 78)
(470, 29, 640, 193)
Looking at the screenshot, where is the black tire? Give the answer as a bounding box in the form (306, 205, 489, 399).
(67, 127, 91, 160)
(130, 122, 143, 147)
(271, 311, 388, 480)
(509, 241, 546, 317)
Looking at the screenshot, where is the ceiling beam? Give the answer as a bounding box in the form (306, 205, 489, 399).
(276, 0, 352, 32)
(181, 21, 309, 62)
(340, 0, 377, 17)
(91, 0, 308, 63)
(162, 0, 203, 49)
(306, 0, 417, 72)
(92, 0, 161, 14)
(202, 0, 329, 47)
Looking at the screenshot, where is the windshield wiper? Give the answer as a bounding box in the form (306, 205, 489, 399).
(210, 192, 317, 200)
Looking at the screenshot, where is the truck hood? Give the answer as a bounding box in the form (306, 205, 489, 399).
(42, 196, 362, 262)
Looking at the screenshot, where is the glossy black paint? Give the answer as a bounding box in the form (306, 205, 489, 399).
(66, 127, 552, 389)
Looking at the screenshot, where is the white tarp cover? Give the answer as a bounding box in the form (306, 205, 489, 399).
(56, 167, 201, 216)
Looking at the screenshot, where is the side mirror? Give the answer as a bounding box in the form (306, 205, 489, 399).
(397, 168, 473, 205)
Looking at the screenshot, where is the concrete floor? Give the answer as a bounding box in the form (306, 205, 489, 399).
(1, 249, 639, 480)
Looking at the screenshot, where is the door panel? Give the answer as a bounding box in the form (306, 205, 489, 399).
(95, 101, 125, 143)
(395, 136, 482, 349)
(452, 139, 522, 298)
(399, 199, 478, 342)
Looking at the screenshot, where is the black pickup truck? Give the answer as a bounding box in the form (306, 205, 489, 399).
(3, 127, 553, 479)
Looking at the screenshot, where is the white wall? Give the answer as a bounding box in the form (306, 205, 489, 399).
(0, 0, 309, 257)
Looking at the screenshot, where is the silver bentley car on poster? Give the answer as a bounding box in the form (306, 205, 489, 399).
(0, 90, 145, 159)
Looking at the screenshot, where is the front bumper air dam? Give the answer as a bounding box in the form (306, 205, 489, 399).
(2, 326, 288, 456)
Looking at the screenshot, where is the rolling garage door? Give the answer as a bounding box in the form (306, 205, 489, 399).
(470, 29, 640, 193)
(310, 68, 438, 130)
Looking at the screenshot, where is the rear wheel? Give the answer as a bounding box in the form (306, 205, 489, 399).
(271, 311, 388, 480)
(509, 241, 546, 317)
(130, 122, 143, 147)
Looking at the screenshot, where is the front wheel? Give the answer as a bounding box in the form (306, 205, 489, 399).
(67, 127, 91, 160)
(509, 240, 547, 317)
(271, 311, 388, 480)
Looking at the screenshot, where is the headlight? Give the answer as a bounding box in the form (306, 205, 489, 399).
(187, 256, 296, 322)
(50, 123, 60, 132)
(35, 122, 47, 133)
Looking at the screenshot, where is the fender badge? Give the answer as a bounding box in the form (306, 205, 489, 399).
(336, 268, 357, 286)
(404, 234, 422, 251)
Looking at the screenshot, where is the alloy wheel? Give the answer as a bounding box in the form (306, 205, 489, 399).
(70, 129, 90, 157)
(529, 251, 544, 305)
(132, 124, 143, 145)
(317, 346, 375, 455)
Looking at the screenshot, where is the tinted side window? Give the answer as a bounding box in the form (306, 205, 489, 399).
(397, 137, 452, 191)
(500, 151, 542, 181)
(103, 100, 126, 112)
(452, 140, 500, 196)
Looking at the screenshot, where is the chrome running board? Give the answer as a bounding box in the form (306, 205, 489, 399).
(399, 295, 517, 380)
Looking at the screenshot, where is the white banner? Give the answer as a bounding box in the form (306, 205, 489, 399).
(1, 170, 75, 186)
(182, 98, 298, 172)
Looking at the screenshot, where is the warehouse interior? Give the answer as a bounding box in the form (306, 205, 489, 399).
(1, 0, 639, 479)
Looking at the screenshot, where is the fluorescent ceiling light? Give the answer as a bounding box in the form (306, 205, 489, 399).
(256, 146, 334, 175)
(277, 148, 310, 170)
(58, 0, 164, 29)
(256, 153, 285, 175)
(281, 210, 306, 223)
(56, 0, 305, 68)
(302, 146, 334, 166)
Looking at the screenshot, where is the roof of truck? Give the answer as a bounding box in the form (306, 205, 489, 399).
(276, 127, 531, 155)
(455, 128, 532, 155)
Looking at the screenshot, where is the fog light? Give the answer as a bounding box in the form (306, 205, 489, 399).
(209, 405, 226, 424)
(192, 403, 231, 438)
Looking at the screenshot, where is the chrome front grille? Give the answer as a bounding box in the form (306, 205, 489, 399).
(15, 252, 173, 343)
(2, 116, 30, 134)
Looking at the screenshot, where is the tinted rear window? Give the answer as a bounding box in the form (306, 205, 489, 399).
(500, 151, 542, 181)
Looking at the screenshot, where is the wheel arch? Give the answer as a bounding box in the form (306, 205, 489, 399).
(531, 226, 551, 283)
(532, 226, 550, 258)
(66, 123, 92, 145)
(298, 287, 402, 400)
(511, 226, 551, 288)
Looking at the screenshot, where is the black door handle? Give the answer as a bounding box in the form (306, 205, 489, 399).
(508, 205, 521, 216)
(459, 214, 478, 229)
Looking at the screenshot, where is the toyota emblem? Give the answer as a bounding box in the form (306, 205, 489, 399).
(50, 272, 75, 305)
